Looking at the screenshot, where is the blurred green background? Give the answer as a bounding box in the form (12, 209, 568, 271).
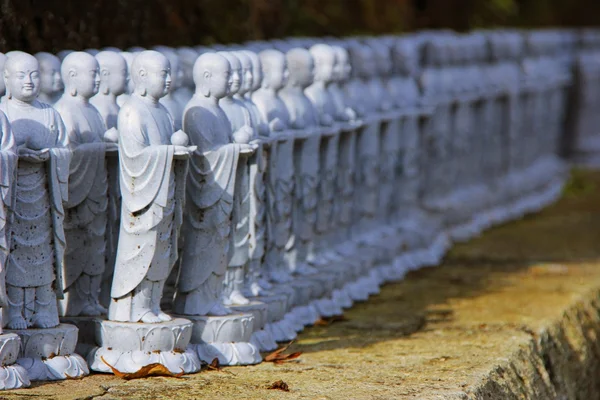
(1, 0, 600, 53)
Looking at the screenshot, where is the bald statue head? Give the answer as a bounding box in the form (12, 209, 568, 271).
(193, 52, 230, 100)
(131, 51, 172, 100)
(154, 46, 182, 92)
(95, 51, 128, 97)
(177, 47, 199, 88)
(4, 52, 40, 103)
(218, 52, 241, 96)
(234, 51, 253, 95)
(241, 50, 262, 92)
(35, 52, 63, 98)
(286, 48, 314, 89)
(259, 49, 288, 91)
(332, 45, 351, 82)
(310, 44, 335, 84)
(61, 52, 100, 100)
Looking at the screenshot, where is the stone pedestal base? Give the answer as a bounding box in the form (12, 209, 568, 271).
(229, 301, 277, 352)
(88, 318, 200, 374)
(0, 333, 29, 389)
(180, 313, 261, 366)
(60, 316, 102, 358)
(259, 291, 297, 342)
(7, 324, 89, 381)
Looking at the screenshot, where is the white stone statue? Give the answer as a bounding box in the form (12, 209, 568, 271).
(116, 51, 135, 107)
(173, 53, 261, 365)
(108, 50, 194, 323)
(34, 52, 63, 105)
(89, 51, 200, 376)
(54, 52, 112, 317)
(90, 51, 127, 308)
(218, 51, 255, 307)
(0, 53, 6, 97)
(1, 52, 89, 381)
(0, 108, 30, 389)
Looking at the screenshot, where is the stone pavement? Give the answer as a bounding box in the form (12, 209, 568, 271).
(5, 169, 600, 400)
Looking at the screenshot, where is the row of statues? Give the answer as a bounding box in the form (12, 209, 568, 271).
(0, 27, 584, 388)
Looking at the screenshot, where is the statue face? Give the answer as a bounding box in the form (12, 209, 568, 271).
(229, 62, 241, 95)
(264, 55, 287, 90)
(297, 56, 315, 88)
(239, 57, 253, 94)
(315, 54, 334, 83)
(139, 58, 171, 100)
(39, 57, 63, 95)
(210, 63, 231, 99)
(5, 57, 41, 102)
(108, 64, 128, 96)
(71, 58, 100, 99)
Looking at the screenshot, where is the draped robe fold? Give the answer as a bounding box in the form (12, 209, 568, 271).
(0, 112, 16, 313)
(109, 96, 184, 322)
(54, 99, 109, 316)
(175, 101, 240, 316)
(0, 100, 70, 328)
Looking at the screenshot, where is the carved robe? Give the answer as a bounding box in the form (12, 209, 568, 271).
(174, 97, 240, 315)
(0, 100, 70, 328)
(0, 112, 16, 314)
(54, 98, 108, 316)
(109, 96, 185, 322)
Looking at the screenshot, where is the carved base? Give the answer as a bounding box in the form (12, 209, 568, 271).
(264, 318, 297, 343)
(7, 324, 89, 381)
(88, 318, 201, 374)
(0, 334, 29, 390)
(60, 315, 103, 358)
(257, 292, 297, 342)
(229, 302, 277, 352)
(181, 314, 261, 366)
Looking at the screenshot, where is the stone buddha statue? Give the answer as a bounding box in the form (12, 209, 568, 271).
(218, 51, 255, 307)
(54, 52, 113, 317)
(89, 51, 127, 308)
(0, 53, 71, 330)
(116, 52, 135, 107)
(34, 52, 63, 105)
(174, 52, 255, 317)
(252, 49, 295, 284)
(108, 51, 194, 323)
(174, 47, 198, 109)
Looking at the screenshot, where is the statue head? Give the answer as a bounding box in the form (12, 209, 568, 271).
(154, 46, 182, 92)
(392, 40, 418, 77)
(285, 48, 314, 89)
(234, 51, 253, 95)
(259, 49, 288, 91)
(57, 50, 74, 61)
(348, 43, 372, 79)
(332, 45, 351, 82)
(95, 51, 128, 96)
(0, 53, 6, 95)
(61, 52, 100, 100)
(85, 48, 100, 56)
(102, 46, 122, 53)
(218, 52, 241, 96)
(193, 52, 230, 100)
(4, 52, 41, 103)
(371, 40, 393, 77)
(242, 50, 262, 92)
(309, 44, 335, 84)
(35, 52, 63, 97)
(131, 51, 172, 101)
(177, 47, 199, 89)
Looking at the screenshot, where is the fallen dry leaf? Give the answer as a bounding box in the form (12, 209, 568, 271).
(101, 356, 184, 380)
(264, 341, 302, 364)
(203, 357, 235, 375)
(267, 379, 290, 391)
(314, 315, 349, 326)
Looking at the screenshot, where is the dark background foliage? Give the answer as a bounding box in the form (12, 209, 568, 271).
(1, 0, 600, 53)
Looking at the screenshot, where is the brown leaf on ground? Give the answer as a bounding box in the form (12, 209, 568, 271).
(101, 356, 184, 380)
(264, 341, 302, 364)
(203, 357, 235, 375)
(267, 380, 290, 391)
(313, 315, 349, 326)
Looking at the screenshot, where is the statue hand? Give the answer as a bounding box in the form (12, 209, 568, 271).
(238, 143, 258, 155)
(345, 108, 357, 121)
(233, 125, 253, 144)
(104, 127, 119, 143)
(321, 114, 334, 126)
(270, 118, 285, 132)
(174, 145, 196, 159)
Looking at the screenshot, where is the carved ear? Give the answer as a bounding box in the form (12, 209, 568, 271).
(101, 68, 110, 77)
(102, 85, 109, 95)
(139, 69, 147, 78)
(69, 68, 77, 78)
(203, 71, 210, 80)
(70, 87, 77, 96)
(140, 87, 147, 97)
